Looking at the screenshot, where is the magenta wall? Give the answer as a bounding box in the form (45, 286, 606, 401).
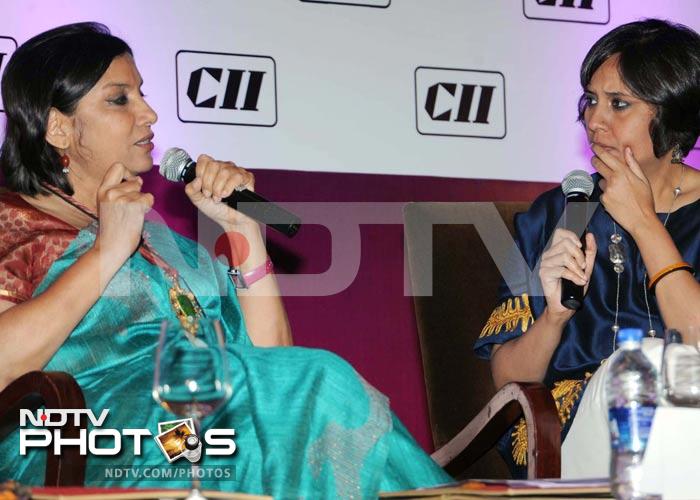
(144, 167, 554, 450)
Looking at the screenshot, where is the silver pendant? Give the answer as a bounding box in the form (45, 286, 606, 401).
(608, 244, 624, 264)
(609, 232, 625, 274)
(609, 242, 625, 274)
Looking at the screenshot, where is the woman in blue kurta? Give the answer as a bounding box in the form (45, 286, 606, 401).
(474, 19, 700, 479)
(0, 23, 451, 497)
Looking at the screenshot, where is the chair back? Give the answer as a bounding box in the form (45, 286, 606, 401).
(405, 201, 531, 479)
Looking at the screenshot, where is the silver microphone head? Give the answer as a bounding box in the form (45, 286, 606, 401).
(562, 169, 594, 197)
(159, 147, 192, 182)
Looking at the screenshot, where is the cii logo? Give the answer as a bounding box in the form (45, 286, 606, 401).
(300, 0, 390, 7)
(176, 50, 277, 127)
(415, 67, 506, 139)
(523, 0, 609, 24)
(0, 37, 18, 112)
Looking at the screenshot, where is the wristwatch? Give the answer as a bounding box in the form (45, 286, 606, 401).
(228, 257, 274, 289)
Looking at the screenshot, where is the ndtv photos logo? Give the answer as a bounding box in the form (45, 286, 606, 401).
(176, 50, 277, 127)
(19, 409, 236, 464)
(523, 0, 610, 25)
(0, 36, 18, 112)
(415, 66, 506, 139)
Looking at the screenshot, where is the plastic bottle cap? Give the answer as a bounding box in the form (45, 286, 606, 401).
(665, 329, 683, 345)
(617, 328, 643, 344)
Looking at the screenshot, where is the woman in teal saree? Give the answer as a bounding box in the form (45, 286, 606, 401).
(0, 23, 451, 498)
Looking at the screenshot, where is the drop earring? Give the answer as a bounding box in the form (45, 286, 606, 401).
(60, 154, 70, 174)
(671, 144, 684, 164)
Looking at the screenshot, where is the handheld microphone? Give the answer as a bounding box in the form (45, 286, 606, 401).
(560, 170, 594, 310)
(159, 148, 301, 237)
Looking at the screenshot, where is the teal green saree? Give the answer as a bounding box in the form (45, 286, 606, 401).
(0, 211, 451, 498)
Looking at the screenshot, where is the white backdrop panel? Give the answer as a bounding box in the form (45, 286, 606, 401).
(0, 0, 698, 182)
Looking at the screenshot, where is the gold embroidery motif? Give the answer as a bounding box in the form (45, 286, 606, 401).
(511, 373, 592, 466)
(480, 294, 534, 338)
(511, 416, 528, 467)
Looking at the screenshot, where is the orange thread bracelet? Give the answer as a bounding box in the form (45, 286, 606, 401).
(647, 261, 695, 294)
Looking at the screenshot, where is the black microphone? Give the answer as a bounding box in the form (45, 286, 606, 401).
(159, 147, 301, 237)
(560, 170, 594, 310)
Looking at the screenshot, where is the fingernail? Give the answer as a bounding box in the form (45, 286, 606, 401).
(203, 190, 211, 197)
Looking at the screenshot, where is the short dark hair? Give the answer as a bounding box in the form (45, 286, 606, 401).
(0, 22, 132, 196)
(577, 19, 700, 158)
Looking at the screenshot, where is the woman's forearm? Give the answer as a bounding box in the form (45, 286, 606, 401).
(223, 223, 293, 347)
(0, 246, 124, 390)
(490, 307, 569, 389)
(632, 217, 700, 340)
(237, 275, 293, 346)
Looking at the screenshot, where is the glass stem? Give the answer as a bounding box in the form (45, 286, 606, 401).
(191, 416, 202, 492)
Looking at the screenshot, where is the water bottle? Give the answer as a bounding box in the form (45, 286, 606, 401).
(662, 329, 683, 404)
(606, 328, 659, 500)
(662, 328, 700, 407)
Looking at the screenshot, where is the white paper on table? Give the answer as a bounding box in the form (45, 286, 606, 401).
(641, 406, 700, 499)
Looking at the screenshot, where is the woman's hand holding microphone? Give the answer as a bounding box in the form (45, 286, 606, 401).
(184, 154, 258, 231)
(539, 229, 597, 322)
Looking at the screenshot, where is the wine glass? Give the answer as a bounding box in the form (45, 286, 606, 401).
(152, 318, 233, 500)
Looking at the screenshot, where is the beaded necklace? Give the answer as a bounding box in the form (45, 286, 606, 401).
(608, 164, 685, 351)
(42, 183, 204, 335)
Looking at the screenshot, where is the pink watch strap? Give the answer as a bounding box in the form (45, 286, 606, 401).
(227, 257, 274, 289)
(243, 257, 274, 286)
